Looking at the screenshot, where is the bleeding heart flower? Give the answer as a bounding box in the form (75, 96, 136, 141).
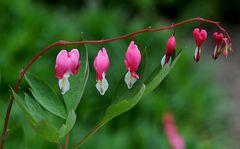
(222, 37, 230, 57)
(94, 48, 110, 95)
(161, 35, 176, 67)
(55, 49, 80, 94)
(193, 28, 207, 62)
(124, 41, 141, 89)
(212, 32, 224, 60)
(163, 113, 185, 149)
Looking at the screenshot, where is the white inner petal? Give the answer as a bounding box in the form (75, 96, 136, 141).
(58, 73, 70, 95)
(96, 74, 109, 95)
(213, 46, 218, 57)
(161, 54, 166, 67)
(194, 47, 201, 59)
(124, 70, 137, 89)
(161, 54, 172, 67)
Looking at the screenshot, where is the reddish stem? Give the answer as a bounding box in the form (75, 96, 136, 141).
(64, 133, 69, 149)
(0, 17, 230, 149)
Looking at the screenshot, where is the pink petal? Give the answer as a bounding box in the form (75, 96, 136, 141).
(94, 48, 110, 80)
(69, 49, 80, 75)
(55, 50, 71, 79)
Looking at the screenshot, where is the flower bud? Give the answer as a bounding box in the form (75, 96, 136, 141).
(55, 49, 80, 94)
(94, 48, 110, 95)
(166, 35, 176, 55)
(213, 32, 224, 46)
(222, 37, 230, 57)
(124, 41, 141, 89)
(161, 35, 176, 67)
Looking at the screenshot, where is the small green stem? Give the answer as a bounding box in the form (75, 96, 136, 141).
(73, 122, 104, 149)
(57, 142, 63, 149)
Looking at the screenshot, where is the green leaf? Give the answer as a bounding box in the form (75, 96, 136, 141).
(63, 44, 89, 112)
(58, 109, 76, 138)
(13, 89, 59, 142)
(25, 72, 67, 119)
(34, 119, 59, 142)
(144, 50, 182, 96)
(24, 93, 46, 122)
(12, 89, 36, 125)
(103, 81, 145, 123)
(138, 47, 148, 80)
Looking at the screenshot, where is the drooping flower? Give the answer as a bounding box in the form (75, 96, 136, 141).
(212, 32, 224, 60)
(222, 37, 231, 57)
(193, 28, 207, 62)
(163, 113, 185, 149)
(124, 41, 141, 89)
(55, 49, 80, 94)
(161, 35, 176, 67)
(94, 48, 110, 95)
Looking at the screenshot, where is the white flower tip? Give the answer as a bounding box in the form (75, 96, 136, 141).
(161, 54, 172, 67)
(96, 77, 109, 95)
(194, 47, 201, 62)
(124, 71, 137, 89)
(58, 74, 70, 95)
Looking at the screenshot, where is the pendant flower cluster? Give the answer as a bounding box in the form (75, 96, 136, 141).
(55, 41, 142, 95)
(55, 28, 231, 95)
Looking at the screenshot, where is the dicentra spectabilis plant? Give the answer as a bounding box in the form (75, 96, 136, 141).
(0, 18, 233, 149)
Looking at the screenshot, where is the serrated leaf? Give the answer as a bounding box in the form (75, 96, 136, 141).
(63, 43, 89, 112)
(144, 50, 182, 95)
(58, 110, 76, 138)
(25, 72, 67, 119)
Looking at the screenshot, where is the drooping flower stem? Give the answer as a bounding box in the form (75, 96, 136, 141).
(0, 17, 231, 149)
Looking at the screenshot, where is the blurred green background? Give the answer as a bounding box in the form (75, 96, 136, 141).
(1, 0, 240, 148)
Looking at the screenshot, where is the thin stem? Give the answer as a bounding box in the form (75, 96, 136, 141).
(73, 122, 104, 149)
(64, 133, 69, 149)
(0, 17, 231, 149)
(57, 142, 63, 149)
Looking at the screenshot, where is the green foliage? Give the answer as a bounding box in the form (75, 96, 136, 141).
(144, 50, 182, 95)
(25, 72, 67, 119)
(13, 74, 78, 142)
(63, 43, 89, 112)
(103, 82, 145, 123)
